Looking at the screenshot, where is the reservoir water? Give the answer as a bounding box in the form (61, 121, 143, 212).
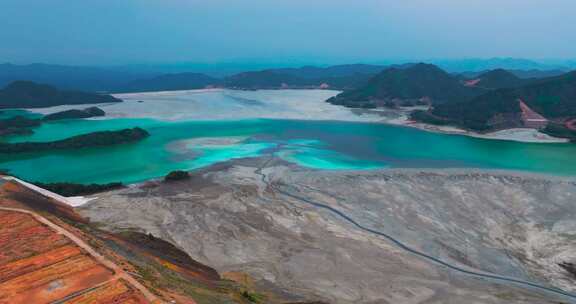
(2, 89, 576, 184)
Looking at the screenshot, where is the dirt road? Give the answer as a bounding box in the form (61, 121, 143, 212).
(0, 206, 162, 304)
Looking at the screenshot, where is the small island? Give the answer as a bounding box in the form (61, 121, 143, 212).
(43, 107, 106, 121)
(0, 115, 41, 136)
(0, 127, 150, 153)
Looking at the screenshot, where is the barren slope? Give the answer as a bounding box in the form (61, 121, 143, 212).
(79, 159, 576, 303)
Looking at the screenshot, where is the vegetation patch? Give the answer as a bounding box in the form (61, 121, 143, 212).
(34, 182, 124, 196)
(0, 127, 149, 153)
(0, 116, 41, 136)
(541, 123, 576, 142)
(43, 107, 105, 121)
(164, 170, 191, 182)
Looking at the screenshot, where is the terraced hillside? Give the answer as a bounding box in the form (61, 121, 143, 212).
(0, 178, 278, 304)
(0, 209, 152, 304)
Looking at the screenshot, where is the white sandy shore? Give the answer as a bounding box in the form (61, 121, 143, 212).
(404, 120, 567, 143)
(29, 89, 371, 122)
(2, 176, 97, 207)
(373, 107, 568, 143)
(26, 89, 568, 144)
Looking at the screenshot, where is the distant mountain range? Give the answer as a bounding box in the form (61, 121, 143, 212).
(0, 63, 154, 92)
(458, 69, 567, 80)
(224, 70, 309, 89)
(0, 81, 121, 109)
(326, 64, 574, 109)
(223, 69, 378, 91)
(0, 62, 391, 92)
(267, 64, 390, 78)
(111, 63, 574, 94)
(115, 73, 221, 93)
(120, 58, 576, 76)
(432, 58, 575, 73)
(2, 61, 576, 139)
(1, 59, 572, 93)
(320, 62, 576, 138)
(118, 64, 400, 92)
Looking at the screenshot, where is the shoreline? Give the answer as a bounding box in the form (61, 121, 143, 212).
(1, 176, 97, 207)
(403, 120, 568, 143)
(19, 88, 568, 143)
(5, 155, 576, 210)
(367, 107, 569, 143)
(110, 156, 576, 190)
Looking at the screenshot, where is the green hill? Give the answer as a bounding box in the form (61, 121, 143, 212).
(413, 71, 576, 132)
(0, 81, 122, 109)
(43, 107, 105, 121)
(116, 73, 221, 93)
(472, 69, 527, 89)
(327, 63, 484, 108)
(0, 127, 149, 153)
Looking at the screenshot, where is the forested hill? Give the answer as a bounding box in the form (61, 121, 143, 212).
(327, 63, 485, 108)
(115, 73, 221, 93)
(0, 81, 122, 109)
(470, 69, 528, 89)
(223, 64, 397, 90)
(413, 71, 576, 131)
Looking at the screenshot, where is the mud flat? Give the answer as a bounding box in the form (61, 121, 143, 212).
(79, 158, 576, 303)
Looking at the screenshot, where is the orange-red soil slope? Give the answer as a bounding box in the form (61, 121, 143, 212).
(0, 209, 152, 304)
(0, 177, 155, 304)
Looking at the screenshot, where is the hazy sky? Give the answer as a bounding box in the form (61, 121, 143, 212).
(1, 0, 575, 65)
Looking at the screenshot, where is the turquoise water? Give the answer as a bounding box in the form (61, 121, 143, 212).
(0, 109, 43, 119)
(1, 116, 576, 184)
(3, 118, 162, 143)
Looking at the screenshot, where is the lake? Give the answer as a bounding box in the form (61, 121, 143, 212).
(1, 90, 576, 184)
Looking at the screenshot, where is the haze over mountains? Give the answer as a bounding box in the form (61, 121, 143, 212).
(0, 58, 574, 93)
(2, 58, 576, 141)
(0, 63, 150, 92)
(2, 61, 576, 303)
(328, 63, 486, 107)
(118, 73, 221, 93)
(432, 58, 576, 73)
(0, 81, 121, 109)
(3, 0, 576, 303)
